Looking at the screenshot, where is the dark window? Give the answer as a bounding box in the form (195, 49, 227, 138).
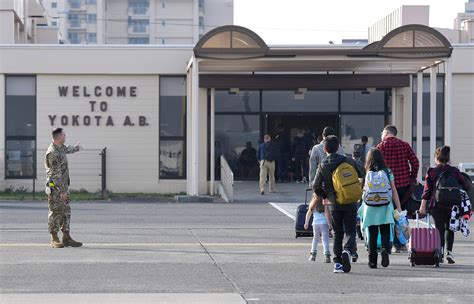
(214, 115, 260, 180)
(341, 90, 385, 112)
(215, 90, 259, 113)
(128, 37, 149, 44)
(262, 91, 338, 112)
(69, 0, 81, 9)
(340, 115, 386, 154)
(5, 76, 36, 179)
(51, 2, 57, 8)
(87, 14, 96, 23)
(159, 77, 186, 179)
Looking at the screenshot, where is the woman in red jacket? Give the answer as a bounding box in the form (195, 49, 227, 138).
(419, 146, 470, 264)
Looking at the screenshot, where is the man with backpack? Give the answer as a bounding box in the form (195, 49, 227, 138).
(258, 134, 280, 195)
(309, 127, 345, 188)
(313, 136, 365, 273)
(377, 125, 419, 253)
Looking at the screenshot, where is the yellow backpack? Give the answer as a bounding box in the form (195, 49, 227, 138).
(332, 162, 362, 204)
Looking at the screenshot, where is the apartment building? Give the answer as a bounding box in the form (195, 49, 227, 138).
(60, 0, 233, 44)
(368, 3, 474, 44)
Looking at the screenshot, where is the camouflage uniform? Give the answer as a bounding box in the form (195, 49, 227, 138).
(45, 143, 80, 234)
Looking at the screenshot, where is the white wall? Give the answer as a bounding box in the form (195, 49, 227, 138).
(0, 11, 15, 43)
(36, 74, 171, 193)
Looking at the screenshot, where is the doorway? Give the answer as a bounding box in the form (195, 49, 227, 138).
(265, 114, 339, 145)
(264, 114, 339, 182)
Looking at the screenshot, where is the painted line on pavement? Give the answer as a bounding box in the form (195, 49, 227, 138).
(0, 242, 315, 248)
(269, 202, 295, 220)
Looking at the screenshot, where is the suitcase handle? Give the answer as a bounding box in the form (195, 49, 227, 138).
(305, 188, 313, 205)
(415, 210, 432, 228)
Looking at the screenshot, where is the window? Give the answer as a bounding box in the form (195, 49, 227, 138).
(341, 90, 385, 112)
(87, 33, 97, 43)
(340, 115, 385, 154)
(69, 0, 81, 9)
(87, 14, 96, 24)
(129, 0, 149, 14)
(68, 14, 81, 27)
(86, 0, 96, 4)
(51, 2, 57, 8)
(215, 90, 260, 112)
(214, 115, 260, 180)
(161, 38, 165, 44)
(68, 32, 80, 43)
(128, 19, 149, 33)
(5, 76, 36, 179)
(262, 91, 338, 112)
(51, 21, 57, 26)
(162, 20, 165, 26)
(159, 77, 186, 179)
(128, 37, 149, 44)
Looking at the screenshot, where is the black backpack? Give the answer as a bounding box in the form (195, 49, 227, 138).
(293, 137, 307, 156)
(264, 141, 280, 161)
(435, 170, 461, 207)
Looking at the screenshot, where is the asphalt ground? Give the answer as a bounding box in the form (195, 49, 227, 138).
(0, 199, 473, 304)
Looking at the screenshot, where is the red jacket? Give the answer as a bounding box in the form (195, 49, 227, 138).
(377, 137, 419, 188)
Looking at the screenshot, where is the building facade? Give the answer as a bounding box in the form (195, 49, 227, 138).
(1, 24, 473, 197)
(0, 0, 59, 44)
(58, 0, 233, 45)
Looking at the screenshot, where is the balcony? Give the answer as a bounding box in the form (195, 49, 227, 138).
(128, 25, 149, 35)
(69, 0, 86, 11)
(128, 7, 149, 17)
(69, 20, 87, 30)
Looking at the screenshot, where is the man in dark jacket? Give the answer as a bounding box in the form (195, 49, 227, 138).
(292, 129, 310, 183)
(313, 135, 364, 273)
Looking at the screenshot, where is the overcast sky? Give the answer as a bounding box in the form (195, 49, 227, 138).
(234, 0, 468, 44)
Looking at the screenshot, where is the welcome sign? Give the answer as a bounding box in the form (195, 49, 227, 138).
(48, 85, 149, 127)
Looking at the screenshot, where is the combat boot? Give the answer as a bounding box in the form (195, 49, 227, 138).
(62, 231, 83, 247)
(50, 233, 64, 248)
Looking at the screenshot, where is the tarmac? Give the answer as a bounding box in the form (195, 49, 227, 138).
(0, 181, 472, 303)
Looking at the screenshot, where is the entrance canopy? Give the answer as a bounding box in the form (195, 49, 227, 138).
(186, 24, 453, 197)
(194, 24, 452, 77)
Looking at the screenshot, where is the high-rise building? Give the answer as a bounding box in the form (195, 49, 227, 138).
(368, 4, 474, 44)
(454, 0, 474, 30)
(368, 5, 429, 43)
(59, 0, 233, 44)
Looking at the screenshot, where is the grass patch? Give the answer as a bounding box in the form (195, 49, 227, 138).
(0, 191, 187, 201)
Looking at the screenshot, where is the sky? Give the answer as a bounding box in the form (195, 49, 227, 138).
(234, 0, 468, 44)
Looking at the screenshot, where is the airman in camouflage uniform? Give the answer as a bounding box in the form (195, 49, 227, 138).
(45, 128, 82, 248)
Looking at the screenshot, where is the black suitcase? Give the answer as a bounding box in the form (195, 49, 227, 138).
(295, 189, 314, 238)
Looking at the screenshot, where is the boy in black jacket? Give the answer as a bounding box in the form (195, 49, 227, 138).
(313, 135, 364, 273)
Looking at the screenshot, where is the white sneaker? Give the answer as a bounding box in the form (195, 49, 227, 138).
(308, 252, 316, 261)
(446, 252, 455, 264)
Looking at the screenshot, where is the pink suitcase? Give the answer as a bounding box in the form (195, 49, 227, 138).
(409, 211, 442, 267)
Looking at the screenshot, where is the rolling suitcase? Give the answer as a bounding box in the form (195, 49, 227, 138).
(409, 211, 442, 267)
(295, 189, 314, 238)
